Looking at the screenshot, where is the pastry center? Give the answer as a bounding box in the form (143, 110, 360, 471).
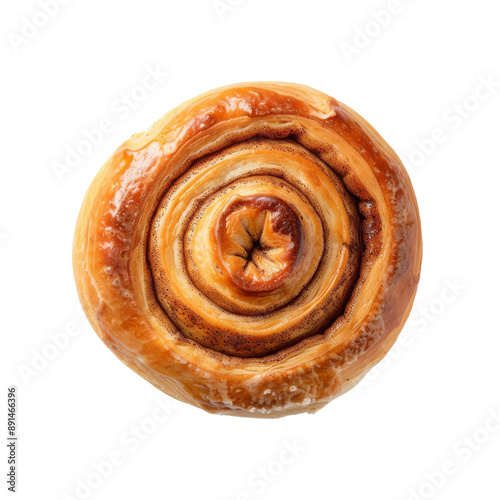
(216, 196, 304, 293)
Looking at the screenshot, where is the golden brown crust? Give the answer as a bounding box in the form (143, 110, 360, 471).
(73, 82, 422, 417)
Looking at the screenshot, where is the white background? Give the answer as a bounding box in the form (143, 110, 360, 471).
(2, 0, 499, 499)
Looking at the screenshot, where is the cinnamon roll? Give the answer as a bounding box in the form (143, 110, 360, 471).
(73, 82, 422, 417)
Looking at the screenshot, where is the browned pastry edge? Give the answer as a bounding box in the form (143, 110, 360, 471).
(73, 82, 422, 418)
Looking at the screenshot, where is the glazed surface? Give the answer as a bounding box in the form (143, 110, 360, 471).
(73, 82, 422, 417)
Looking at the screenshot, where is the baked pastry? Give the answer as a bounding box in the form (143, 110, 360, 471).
(73, 82, 422, 417)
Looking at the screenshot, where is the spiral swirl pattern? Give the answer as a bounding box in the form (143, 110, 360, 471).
(149, 138, 362, 357)
(73, 82, 422, 417)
